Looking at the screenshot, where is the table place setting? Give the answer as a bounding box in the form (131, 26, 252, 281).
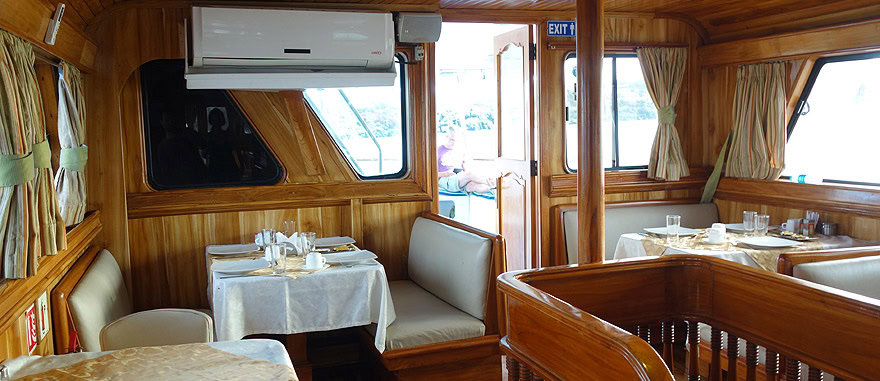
(615, 210, 861, 272)
(205, 220, 397, 352)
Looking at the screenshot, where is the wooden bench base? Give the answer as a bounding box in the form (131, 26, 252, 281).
(359, 330, 502, 380)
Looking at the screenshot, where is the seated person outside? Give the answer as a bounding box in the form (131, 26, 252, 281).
(438, 128, 495, 193)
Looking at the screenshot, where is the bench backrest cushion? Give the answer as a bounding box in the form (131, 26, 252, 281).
(793, 256, 880, 300)
(563, 203, 720, 263)
(408, 217, 492, 320)
(68, 249, 133, 352)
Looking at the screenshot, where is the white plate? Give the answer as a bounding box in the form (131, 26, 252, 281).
(737, 236, 802, 249)
(300, 263, 330, 272)
(701, 238, 727, 245)
(324, 250, 377, 265)
(724, 223, 746, 233)
(314, 236, 356, 248)
(212, 259, 269, 274)
(207, 244, 259, 256)
(643, 227, 701, 237)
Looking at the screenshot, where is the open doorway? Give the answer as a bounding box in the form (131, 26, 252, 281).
(435, 22, 537, 271)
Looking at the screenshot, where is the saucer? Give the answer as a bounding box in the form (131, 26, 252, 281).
(701, 238, 726, 245)
(300, 263, 330, 272)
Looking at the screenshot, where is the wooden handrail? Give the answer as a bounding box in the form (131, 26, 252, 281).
(498, 256, 880, 380)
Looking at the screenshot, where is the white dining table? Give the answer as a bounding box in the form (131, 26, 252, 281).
(206, 244, 396, 353)
(613, 233, 861, 270)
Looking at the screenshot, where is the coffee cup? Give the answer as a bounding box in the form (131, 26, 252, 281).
(707, 227, 725, 243)
(711, 223, 726, 234)
(305, 252, 326, 269)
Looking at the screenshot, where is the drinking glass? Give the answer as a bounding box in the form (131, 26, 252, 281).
(261, 228, 276, 246)
(743, 211, 757, 237)
(269, 243, 287, 274)
(666, 215, 681, 246)
(302, 232, 317, 253)
(755, 214, 770, 236)
(283, 220, 298, 238)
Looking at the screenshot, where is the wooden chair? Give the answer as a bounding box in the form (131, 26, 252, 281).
(362, 211, 506, 380)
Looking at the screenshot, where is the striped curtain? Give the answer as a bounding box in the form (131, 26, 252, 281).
(55, 62, 87, 227)
(637, 47, 690, 181)
(725, 62, 786, 180)
(0, 30, 65, 280)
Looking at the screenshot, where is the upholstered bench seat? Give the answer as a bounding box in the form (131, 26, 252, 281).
(380, 280, 485, 351)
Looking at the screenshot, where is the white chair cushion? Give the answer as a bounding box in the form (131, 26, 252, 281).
(562, 203, 720, 263)
(408, 217, 491, 320)
(100, 309, 214, 351)
(69, 250, 133, 352)
(793, 256, 880, 300)
(382, 281, 485, 351)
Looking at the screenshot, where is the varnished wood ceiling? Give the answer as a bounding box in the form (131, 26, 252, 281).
(59, 0, 880, 43)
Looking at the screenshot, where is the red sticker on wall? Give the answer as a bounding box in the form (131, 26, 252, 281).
(25, 304, 38, 354)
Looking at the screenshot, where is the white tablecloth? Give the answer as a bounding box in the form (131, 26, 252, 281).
(613, 233, 860, 270)
(207, 246, 396, 353)
(2, 339, 294, 379)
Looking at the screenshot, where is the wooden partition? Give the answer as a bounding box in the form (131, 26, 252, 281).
(0, 212, 102, 361)
(498, 255, 880, 380)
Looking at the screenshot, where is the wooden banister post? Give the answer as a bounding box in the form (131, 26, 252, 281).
(575, 0, 605, 264)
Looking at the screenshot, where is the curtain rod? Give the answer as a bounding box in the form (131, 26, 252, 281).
(546, 41, 690, 51)
(34, 48, 62, 69)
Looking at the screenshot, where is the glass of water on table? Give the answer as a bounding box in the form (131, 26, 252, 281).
(666, 215, 681, 246)
(743, 211, 757, 236)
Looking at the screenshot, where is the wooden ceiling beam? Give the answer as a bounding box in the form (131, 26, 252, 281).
(699, 18, 880, 67)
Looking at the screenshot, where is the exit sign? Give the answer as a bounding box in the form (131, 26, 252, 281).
(547, 21, 576, 37)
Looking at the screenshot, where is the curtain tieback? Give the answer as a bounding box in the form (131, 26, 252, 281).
(658, 105, 677, 125)
(60, 145, 88, 172)
(0, 152, 36, 187)
(33, 140, 51, 169)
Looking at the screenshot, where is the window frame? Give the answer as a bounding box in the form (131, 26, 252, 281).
(304, 52, 410, 181)
(564, 52, 653, 173)
(139, 59, 284, 191)
(785, 51, 880, 187)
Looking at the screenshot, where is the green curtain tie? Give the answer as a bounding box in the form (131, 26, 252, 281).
(658, 105, 677, 125)
(60, 144, 88, 172)
(0, 152, 36, 187)
(33, 140, 51, 169)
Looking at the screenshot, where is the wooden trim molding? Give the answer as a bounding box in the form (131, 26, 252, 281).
(548, 167, 711, 197)
(713, 178, 880, 218)
(0, 211, 102, 338)
(0, 0, 97, 71)
(126, 180, 431, 219)
(699, 18, 880, 67)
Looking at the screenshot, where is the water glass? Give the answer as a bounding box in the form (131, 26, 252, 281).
(755, 214, 770, 236)
(666, 215, 681, 246)
(283, 220, 297, 238)
(261, 228, 276, 246)
(743, 211, 757, 236)
(302, 232, 317, 253)
(268, 243, 287, 274)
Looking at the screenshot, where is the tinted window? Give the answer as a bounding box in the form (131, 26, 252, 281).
(784, 52, 880, 186)
(140, 60, 282, 190)
(303, 55, 407, 179)
(565, 54, 658, 171)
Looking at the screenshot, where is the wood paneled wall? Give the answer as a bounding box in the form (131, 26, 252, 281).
(537, 14, 708, 266)
(86, 5, 434, 310)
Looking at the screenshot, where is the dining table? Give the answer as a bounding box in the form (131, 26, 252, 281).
(204, 243, 396, 353)
(1, 339, 296, 380)
(613, 230, 866, 272)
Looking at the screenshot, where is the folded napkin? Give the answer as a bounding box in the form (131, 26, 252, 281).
(323, 250, 378, 263)
(275, 232, 308, 254)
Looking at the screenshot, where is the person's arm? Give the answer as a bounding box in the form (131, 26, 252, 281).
(438, 170, 455, 178)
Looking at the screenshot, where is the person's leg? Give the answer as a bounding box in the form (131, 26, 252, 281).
(457, 172, 493, 193)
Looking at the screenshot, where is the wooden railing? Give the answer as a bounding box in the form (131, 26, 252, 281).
(497, 256, 880, 380)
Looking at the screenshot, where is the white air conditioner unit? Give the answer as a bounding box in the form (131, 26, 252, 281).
(186, 7, 396, 90)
